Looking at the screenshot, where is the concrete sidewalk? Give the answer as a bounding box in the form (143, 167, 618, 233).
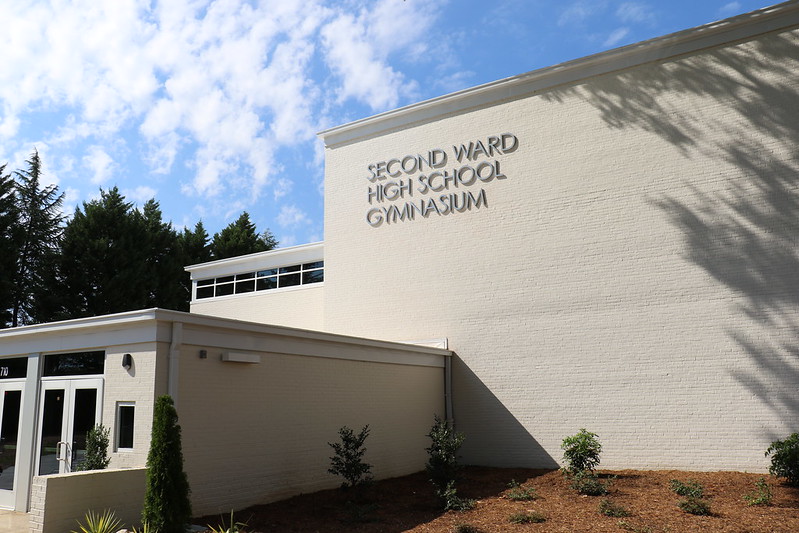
(0, 510, 27, 532)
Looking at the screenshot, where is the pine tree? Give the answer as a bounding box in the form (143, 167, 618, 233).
(211, 211, 277, 260)
(177, 221, 212, 306)
(11, 150, 64, 326)
(0, 165, 18, 327)
(142, 395, 191, 533)
(139, 199, 185, 310)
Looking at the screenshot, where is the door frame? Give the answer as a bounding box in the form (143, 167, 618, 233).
(34, 377, 103, 476)
(0, 380, 25, 510)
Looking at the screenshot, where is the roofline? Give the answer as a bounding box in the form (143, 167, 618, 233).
(318, 1, 799, 147)
(0, 307, 452, 358)
(185, 241, 324, 275)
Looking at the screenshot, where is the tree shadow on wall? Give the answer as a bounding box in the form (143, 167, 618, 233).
(542, 29, 799, 440)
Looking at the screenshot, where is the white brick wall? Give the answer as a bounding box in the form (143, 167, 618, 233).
(322, 28, 799, 471)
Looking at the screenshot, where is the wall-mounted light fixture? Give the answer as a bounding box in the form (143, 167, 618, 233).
(122, 353, 133, 370)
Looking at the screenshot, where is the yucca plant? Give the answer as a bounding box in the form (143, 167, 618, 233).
(207, 511, 247, 533)
(71, 509, 122, 533)
(132, 522, 158, 533)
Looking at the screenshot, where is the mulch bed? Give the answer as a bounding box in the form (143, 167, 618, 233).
(196, 467, 799, 532)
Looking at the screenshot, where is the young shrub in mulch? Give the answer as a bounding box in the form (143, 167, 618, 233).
(598, 498, 630, 517)
(560, 428, 602, 475)
(426, 416, 474, 510)
(328, 425, 373, 490)
(677, 497, 712, 516)
(453, 523, 485, 533)
(669, 479, 704, 499)
(508, 511, 546, 524)
(743, 477, 773, 506)
(766, 432, 799, 486)
(142, 395, 192, 533)
(568, 470, 614, 496)
(505, 479, 538, 501)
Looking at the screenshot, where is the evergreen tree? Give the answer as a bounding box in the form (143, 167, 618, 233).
(138, 199, 185, 310)
(11, 150, 64, 326)
(211, 211, 277, 260)
(142, 395, 191, 533)
(177, 221, 212, 306)
(0, 165, 17, 327)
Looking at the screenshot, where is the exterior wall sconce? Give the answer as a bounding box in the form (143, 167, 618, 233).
(122, 353, 133, 370)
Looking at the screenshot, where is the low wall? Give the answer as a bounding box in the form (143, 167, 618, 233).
(29, 468, 146, 533)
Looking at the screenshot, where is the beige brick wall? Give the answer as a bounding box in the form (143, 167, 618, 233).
(322, 28, 799, 471)
(190, 284, 324, 330)
(30, 468, 146, 533)
(176, 341, 444, 516)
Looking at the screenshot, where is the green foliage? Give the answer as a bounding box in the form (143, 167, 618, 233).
(426, 415, 465, 493)
(598, 498, 630, 517)
(508, 511, 546, 524)
(77, 424, 110, 471)
(677, 497, 712, 515)
(669, 479, 704, 499)
(438, 480, 476, 511)
(743, 477, 773, 506)
(131, 523, 157, 533)
(568, 470, 613, 496)
(10, 149, 65, 326)
(561, 428, 602, 474)
(617, 520, 652, 533)
(328, 425, 373, 489)
(453, 524, 484, 533)
(0, 165, 17, 327)
(207, 511, 247, 533)
(766, 432, 799, 485)
(71, 509, 122, 533)
(505, 480, 538, 501)
(211, 211, 277, 260)
(142, 395, 191, 533)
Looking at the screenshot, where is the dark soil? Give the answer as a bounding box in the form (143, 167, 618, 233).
(196, 467, 799, 532)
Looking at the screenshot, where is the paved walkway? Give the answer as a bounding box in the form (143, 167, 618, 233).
(0, 510, 28, 532)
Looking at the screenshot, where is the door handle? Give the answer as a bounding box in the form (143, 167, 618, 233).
(56, 441, 68, 462)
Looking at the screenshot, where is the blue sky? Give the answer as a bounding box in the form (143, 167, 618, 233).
(0, 0, 777, 246)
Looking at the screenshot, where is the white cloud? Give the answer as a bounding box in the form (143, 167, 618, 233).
(603, 27, 630, 47)
(558, 1, 608, 27)
(719, 2, 742, 16)
(616, 2, 656, 25)
(277, 204, 311, 229)
(123, 186, 158, 204)
(83, 146, 115, 185)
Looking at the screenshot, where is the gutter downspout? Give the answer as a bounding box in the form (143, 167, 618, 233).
(169, 322, 182, 407)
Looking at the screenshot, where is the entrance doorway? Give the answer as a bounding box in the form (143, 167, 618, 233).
(0, 383, 23, 509)
(36, 379, 103, 475)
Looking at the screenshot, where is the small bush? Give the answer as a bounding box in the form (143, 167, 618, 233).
(454, 523, 484, 533)
(569, 470, 613, 496)
(505, 479, 538, 501)
(677, 497, 712, 515)
(76, 425, 110, 471)
(669, 479, 704, 499)
(71, 509, 122, 533)
(598, 498, 630, 517)
(617, 520, 652, 533)
(439, 480, 476, 511)
(766, 432, 799, 486)
(508, 511, 546, 524)
(328, 425, 373, 490)
(561, 428, 602, 474)
(743, 477, 773, 506)
(131, 523, 156, 533)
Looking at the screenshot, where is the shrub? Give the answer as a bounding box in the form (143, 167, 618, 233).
(508, 511, 546, 524)
(142, 395, 191, 533)
(598, 498, 630, 517)
(426, 415, 465, 492)
(569, 470, 613, 496)
(743, 477, 773, 506)
(617, 520, 652, 533)
(505, 480, 538, 501)
(766, 432, 799, 485)
(440, 480, 476, 511)
(561, 428, 602, 474)
(131, 523, 157, 533)
(454, 524, 484, 533)
(77, 424, 110, 471)
(71, 509, 122, 533)
(669, 479, 704, 499)
(328, 425, 373, 489)
(207, 511, 247, 533)
(677, 497, 712, 515)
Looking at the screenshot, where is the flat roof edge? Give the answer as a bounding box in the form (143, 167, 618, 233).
(318, 1, 799, 147)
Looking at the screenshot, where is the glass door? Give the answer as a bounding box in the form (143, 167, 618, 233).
(0, 383, 23, 509)
(36, 379, 103, 475)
